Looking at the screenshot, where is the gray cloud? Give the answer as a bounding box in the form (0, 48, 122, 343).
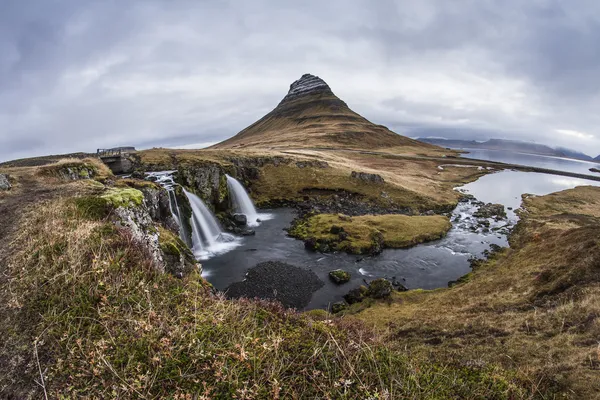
(2, 0, 600, 162)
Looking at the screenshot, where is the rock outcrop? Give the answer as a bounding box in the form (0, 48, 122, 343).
(0, 174, 11, 190)
(351, 171, 385, 184)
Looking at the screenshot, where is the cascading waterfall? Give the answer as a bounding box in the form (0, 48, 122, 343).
(226, 174, 272, 227)
(146, 171, 240, 260)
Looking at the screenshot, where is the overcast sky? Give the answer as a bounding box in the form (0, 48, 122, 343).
(2, 0, 600, 161)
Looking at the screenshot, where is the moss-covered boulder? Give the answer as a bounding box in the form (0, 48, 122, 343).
(344, 285, 368, 304)
(366, 278, 393, 299)
(331, 301, 348, 314)
(329, 269, 351, 284)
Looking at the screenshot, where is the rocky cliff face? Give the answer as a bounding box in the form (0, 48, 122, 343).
(279, 74, 337, 105)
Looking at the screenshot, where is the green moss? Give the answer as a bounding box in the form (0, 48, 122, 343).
(328, 269, 351, 284)
(158, 226, 194, 261)
(100, 188, 144, 208)
(218, 174, 228, 203)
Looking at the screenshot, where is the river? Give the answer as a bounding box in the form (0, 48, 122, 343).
(201, 151, 600, 309)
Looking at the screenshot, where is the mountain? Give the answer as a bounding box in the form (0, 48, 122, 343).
(418, 138, 594, 161)
(213, 74, 437, 151)
(595, 155, 600, 162)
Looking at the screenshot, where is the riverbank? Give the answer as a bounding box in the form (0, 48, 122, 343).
(346, 185, 600, 398)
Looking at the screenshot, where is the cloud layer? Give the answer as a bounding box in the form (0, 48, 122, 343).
(2, 0, 600, 161)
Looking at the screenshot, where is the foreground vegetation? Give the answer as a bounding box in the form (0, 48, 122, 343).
(289, 213, 451, 254)
(348, 186, 600, 398)
(0, 163, 539, 399)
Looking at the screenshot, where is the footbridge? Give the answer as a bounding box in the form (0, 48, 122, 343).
(97, 147, 135, 174)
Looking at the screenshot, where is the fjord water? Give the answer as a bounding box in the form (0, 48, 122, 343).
(460, 148, 600, 175)
(203, 168, 600, 310)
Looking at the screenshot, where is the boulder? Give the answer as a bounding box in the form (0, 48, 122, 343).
(329, 269, 351, 284)
(366, 278, 393, 299)
(296, 160, 329, 169)
(350, 171, 385, 184)
(0, 174, 11, 191)
(344, 285, 368, 304)
(232, 213, 248, 226)
(331, 301, 348, 314)
(474, 203, 507, 219)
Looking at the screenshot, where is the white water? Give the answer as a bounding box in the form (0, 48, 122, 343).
(182, 188, 240, 259)
(146, 171, 241, 260)
(226, 175, 272, 227)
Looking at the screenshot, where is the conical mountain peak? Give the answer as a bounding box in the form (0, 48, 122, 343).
(213, 73, 438, 151)
(282, 74, 332, 102)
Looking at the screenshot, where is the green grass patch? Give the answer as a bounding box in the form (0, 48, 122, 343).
(289, 213, 451, 254)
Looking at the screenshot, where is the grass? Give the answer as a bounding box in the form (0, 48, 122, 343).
(37, 157, 113, 182)
(289, 213, 451, 254)
(254, 164, 445, 211)
(345, 186, 600, 398)
(0, 174, 535, 398)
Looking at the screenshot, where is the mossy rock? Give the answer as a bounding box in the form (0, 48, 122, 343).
(331, 301, 348, 314)
(101, 188, 144, 208)
(329, 269, 351, 284)
(366, 278, 393, 299)
(344, 285, 368, 304)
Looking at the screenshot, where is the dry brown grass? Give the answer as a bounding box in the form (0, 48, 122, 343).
(349, 186, 600, 398)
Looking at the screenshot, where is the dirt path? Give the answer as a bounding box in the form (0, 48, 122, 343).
(0, 175, 61, 267)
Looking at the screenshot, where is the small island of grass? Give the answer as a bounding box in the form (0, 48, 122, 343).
(289, 213, 452, 254)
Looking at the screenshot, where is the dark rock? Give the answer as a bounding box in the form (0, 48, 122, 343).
(331, 301, 348, 314)
(330, 225, 344, 234)
(391, 277, 408, 291)
(296, 160, 329, 169)
(344, 285, 368, 304)
(225, 261, 324, 309)
(232, 213, 248, 226)
(366, 278, 393, 299)
(369, 231, 385, 255)
(329, 269, 351, 284)
(131, 170, 145, 179)
(590, 168, 600, 173)
(474, 203, 507, 219)
(350, 171, 385, 184)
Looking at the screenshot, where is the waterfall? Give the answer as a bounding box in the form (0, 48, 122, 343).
(226, 174, 272, 227)
(183, 188, 223, 248)
(146, 171, 240, 260)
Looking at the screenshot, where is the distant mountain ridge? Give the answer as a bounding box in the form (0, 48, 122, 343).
(418, 138, 594, 162)
(213, 74, 438, 151)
